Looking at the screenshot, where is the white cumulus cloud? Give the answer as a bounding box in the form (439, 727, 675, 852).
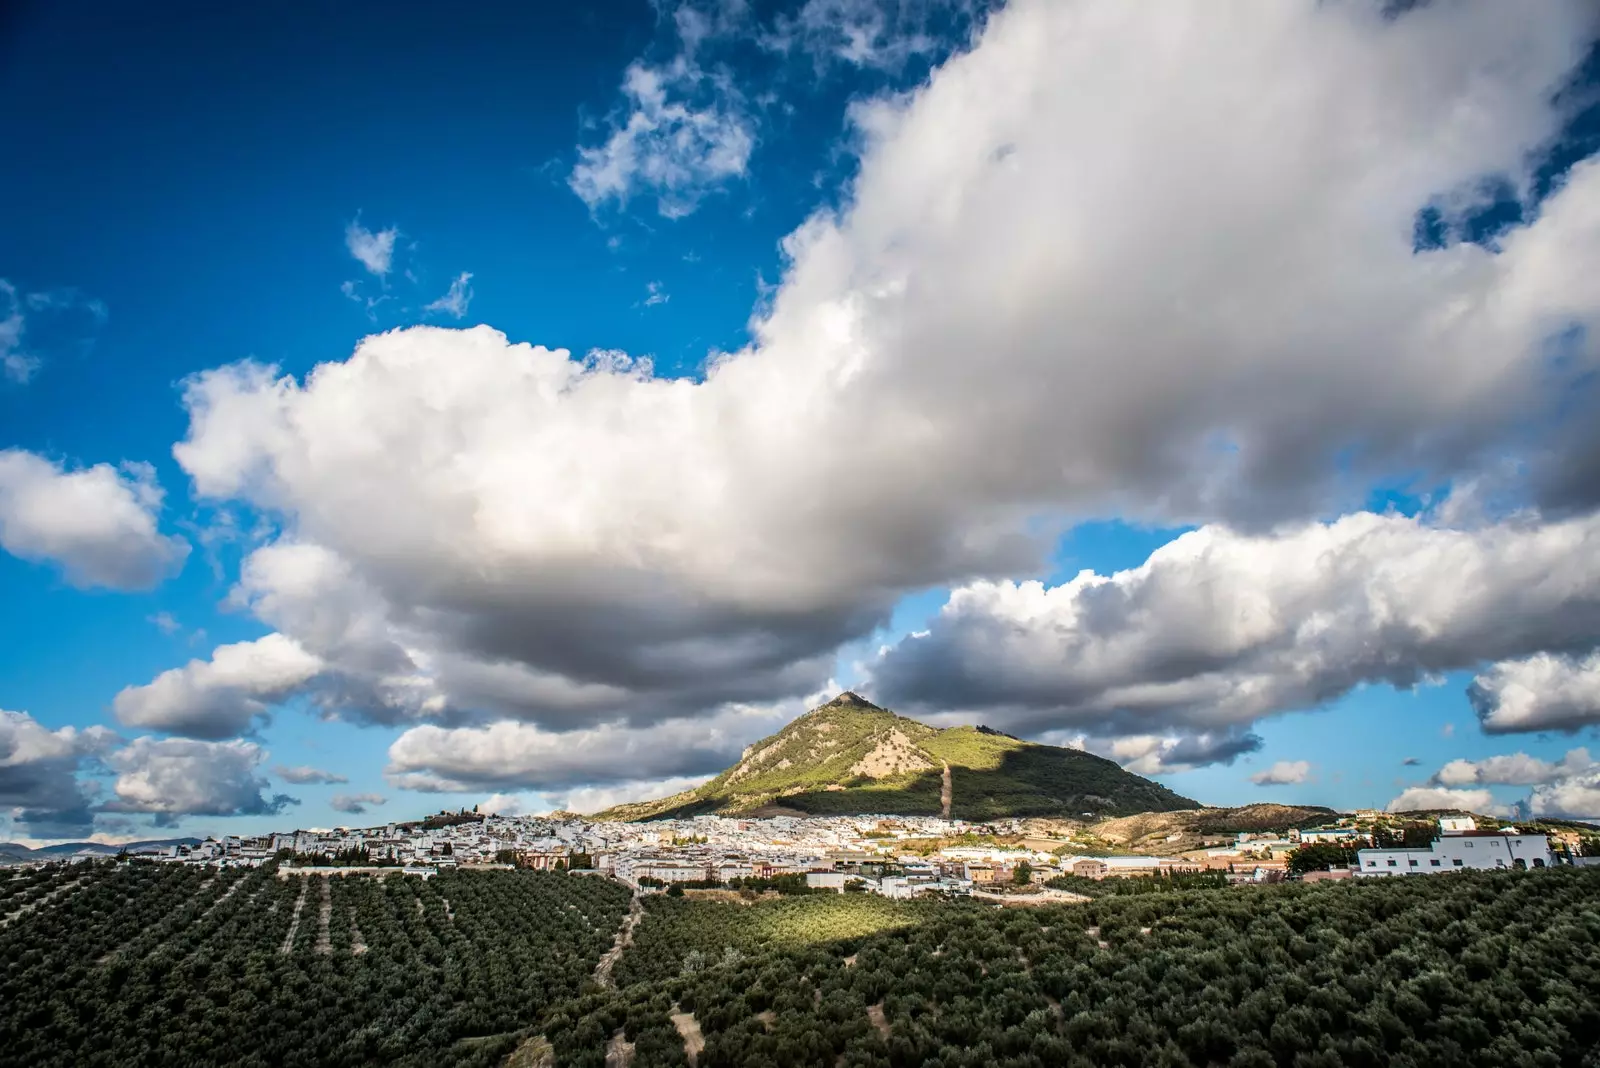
(1250, 760, 1312, 786)
(274, 764, 348, 785)
(571, 58, 754, 218)
(1434, 748, 1593, 787)
(0, 710, 118, 838)
(157, 0, 1600, 754)
(1527, 773, 1600, 820)
(104, 738, 298, 825)
(1386, 785, 1514, 818)
(1049, 728, 1262, 776)
(0, 450, 189, 590)
(560, 776, 712, 816)
(1470, 651, 1600, 733)
(386, 698, 800, 793)
(113, 634, 325, 739)
(871, 509, 1600, 739)
(345, 220, 398, 276)
(424, 272, 474, 319)
(330, 792, 386, 815)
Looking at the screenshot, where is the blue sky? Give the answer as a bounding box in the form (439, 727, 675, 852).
(3, 0, 1600, 843)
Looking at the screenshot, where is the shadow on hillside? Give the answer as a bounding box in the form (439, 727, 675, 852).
(779, 745, 1194, 821)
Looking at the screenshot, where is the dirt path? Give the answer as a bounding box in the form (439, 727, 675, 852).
(350, 919, 368, 955)
(971, 887, 1090, 906)
(314, 877, 332, 954)
(279, 879, 309, 954)
(867, 1002, 891, 1039)
(604, 1030, 635, 1067)
(940, 762, 952, 818)
(592, 890, 644, 988)
(503, 1035, 553, 1068)
(670, 1008, 704, 1066)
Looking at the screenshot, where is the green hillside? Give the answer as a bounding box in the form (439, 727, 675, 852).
(593, 692, 1198, 821)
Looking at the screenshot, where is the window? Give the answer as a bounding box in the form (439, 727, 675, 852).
(1387, 859, 1397, 867)
(1453, 858, 1463, 866)
(1533, 858, 1546, 869)
(1465, 842, 1473, 848)
(1408, 859, 1418, 867)
(1366, 860, 1376, 867)
(1430, 859, 1441, 866)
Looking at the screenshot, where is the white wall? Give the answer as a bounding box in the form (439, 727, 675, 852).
(1357, 835, 1551, 876)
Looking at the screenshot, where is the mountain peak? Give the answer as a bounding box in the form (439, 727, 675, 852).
(593, 694, 1198, 821)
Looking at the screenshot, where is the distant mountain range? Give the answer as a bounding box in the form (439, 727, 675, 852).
(593, 692, 1199, 821)
(0, 838, 200, 864)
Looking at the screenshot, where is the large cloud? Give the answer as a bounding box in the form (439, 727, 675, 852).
(104, 738, 298, 825)
(871, 510, 1600, 737)
(385, 698, 800, 793)
(167, 1, 1599, 738)
(1386, 785, 1513, 818)
(113, 634, 325, 739)
(1434, 748, 1593, 787)
(1470, 651, 1600, 733)
(1527, 773, 1600, 821)
(0, 450, 188, 590)
(1390, 747, 1600, 819)
(0, 710, 117, 838)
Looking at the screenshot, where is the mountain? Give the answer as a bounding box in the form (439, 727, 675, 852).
(0, 837, 200, 863)
(594, 692, 1198, 821)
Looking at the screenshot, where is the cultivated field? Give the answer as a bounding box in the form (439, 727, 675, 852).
(0, 862, 631, 1067)
(5, 863, 1600, 1066)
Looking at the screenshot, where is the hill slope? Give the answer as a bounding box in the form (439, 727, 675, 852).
(594, 692, 1198, 821)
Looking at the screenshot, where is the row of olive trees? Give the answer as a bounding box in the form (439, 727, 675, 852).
(0, 862, 632, 1068)
(540, 867, 1600, 1068)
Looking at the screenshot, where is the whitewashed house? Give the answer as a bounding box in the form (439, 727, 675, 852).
(1357, 829, 1551, 876)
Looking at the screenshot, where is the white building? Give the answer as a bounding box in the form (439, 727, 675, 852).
(877, 874, 971, 899)
(1299, 828, 1361, 844)
(1357, 832, 1551, 876)
(806, 871, 848, 891)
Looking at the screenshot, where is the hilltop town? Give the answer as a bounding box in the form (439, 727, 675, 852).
(26, 802, 1592, 894)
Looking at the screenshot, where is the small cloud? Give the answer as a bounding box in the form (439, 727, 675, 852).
(1440, 723, 1455, 738)
(1249, 760, 1311, 786)
(330, 792, 387, 815)
(340, 279, 390, 321)
(274, 764, 349, 785)
(147, 612, 182, 635)
(423, 272, 474, 319)
(570, 59, 755, 219)
(643, 280, 669, 307)
(478, 792, 530, 816)
(1402, 756, 1421, 766)
(1, 278, 106, 384)
(345, 220, 399, 276)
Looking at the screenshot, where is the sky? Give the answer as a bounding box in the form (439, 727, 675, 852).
(3, 0, 1600, 845)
